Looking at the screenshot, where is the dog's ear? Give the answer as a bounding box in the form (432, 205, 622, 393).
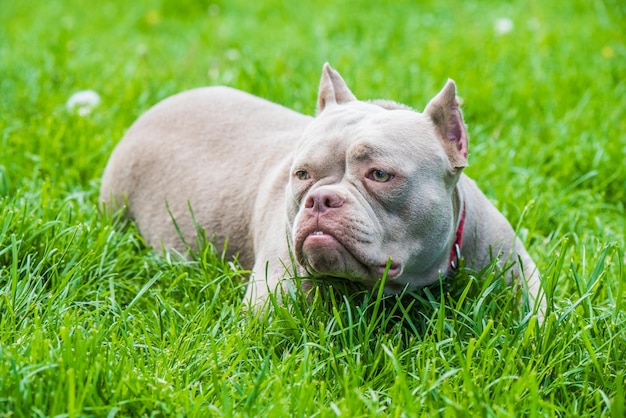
(424, 80, 469, 169)
(317, 63, 357, 112)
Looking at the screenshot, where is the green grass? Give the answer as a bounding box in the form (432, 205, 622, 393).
(1, 0, 625, 416)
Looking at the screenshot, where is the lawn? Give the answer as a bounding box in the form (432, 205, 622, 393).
(0, 0, 625, 416)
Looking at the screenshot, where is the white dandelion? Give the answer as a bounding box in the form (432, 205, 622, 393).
(66, 90, 101, 116)
(494, 17, 514, 35)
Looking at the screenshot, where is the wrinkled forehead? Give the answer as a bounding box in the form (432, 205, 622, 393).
(296, 102, 441, 159)
(300, 102, 380, 141)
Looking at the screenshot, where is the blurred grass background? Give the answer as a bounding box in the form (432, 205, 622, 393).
(0, 0, 625, 416)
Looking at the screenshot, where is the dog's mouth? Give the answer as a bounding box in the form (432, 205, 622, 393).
(302, 230, 343, 251)
(375, 261, 402, 278)
(304, 230, 337, 242)
(301, 230, 402, 281)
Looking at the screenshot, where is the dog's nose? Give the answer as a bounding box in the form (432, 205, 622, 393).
(305, 189, 345, 214)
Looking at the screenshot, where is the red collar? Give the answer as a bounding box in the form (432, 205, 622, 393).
(448, 204, 466, 271)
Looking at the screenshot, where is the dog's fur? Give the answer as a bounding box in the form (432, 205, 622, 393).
(100, 64, 543, 317)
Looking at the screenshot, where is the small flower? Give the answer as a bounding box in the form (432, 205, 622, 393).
(144, 10, 160, 25)
(66, 90, 101, 116)
(601, 46, 614, 59)
(494, 17, 514, 35)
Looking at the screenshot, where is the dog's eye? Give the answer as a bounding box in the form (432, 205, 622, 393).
(295, 170, 310, 180)
(368, 169, 393, 182)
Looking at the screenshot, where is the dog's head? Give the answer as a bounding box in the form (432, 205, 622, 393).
(287, 64, 469, 292)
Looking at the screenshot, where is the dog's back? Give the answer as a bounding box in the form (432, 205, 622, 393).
(100, 86, 311, 264)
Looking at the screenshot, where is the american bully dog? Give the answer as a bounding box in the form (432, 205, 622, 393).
(100, 63, 543, 317)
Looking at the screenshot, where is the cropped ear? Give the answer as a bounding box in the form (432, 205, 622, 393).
(424, 80, 469, 169)
(317, 63, 357, 112)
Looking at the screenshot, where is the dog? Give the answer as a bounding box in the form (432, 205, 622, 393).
(100, 63, 543, 317)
